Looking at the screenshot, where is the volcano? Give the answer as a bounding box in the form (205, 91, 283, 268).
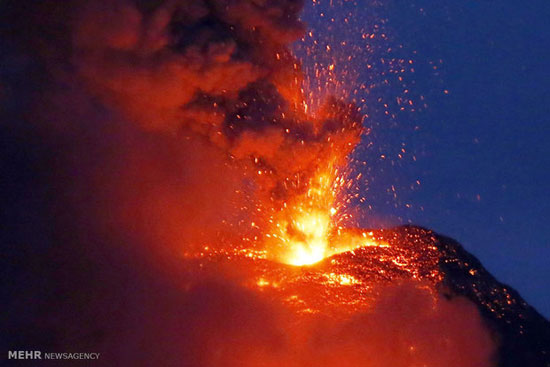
(4, 223, 549, 366)
(179, 225, 550, 367)
(1, 1, 548, 366)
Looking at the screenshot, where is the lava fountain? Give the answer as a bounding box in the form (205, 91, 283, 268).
(267, 164, 389, 266)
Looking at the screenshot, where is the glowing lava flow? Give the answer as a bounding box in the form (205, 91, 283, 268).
(183, 226, 440, 318)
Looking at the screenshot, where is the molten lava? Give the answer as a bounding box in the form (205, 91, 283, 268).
(184, 226, 439, 318)
(278, 209, 332, 265)
(268, 168, 340, 266)
(266, 158, 386, 266)
(259, 141, 364, 265)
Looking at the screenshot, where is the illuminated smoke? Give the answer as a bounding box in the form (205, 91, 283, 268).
(58, 0, 363, 258)
(73, 0, 362, 194)
(1, 0, 495, 366)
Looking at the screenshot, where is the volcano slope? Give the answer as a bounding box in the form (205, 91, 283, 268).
(3, 224, 550, 366)
(189, 225, 550, 367)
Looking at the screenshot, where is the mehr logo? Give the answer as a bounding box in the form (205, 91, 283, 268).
(8, 351, 42, 359)
(8, 351, 101, 360)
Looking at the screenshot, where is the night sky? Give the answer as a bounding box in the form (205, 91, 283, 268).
(297, 0, 549, 317)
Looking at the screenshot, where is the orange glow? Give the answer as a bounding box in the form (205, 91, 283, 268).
(266, 163, 388, 266)
(280, 210, 332, 265)
(183, 226, 441, 318)
(266, 165, 339, 265)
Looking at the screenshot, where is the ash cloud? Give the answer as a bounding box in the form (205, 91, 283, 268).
(71, 0, 362, 204)
(1, 0, 494, 365)
(0, 0, 362, 252)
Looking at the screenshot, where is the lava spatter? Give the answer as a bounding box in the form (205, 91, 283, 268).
(186, 226, 441, 317)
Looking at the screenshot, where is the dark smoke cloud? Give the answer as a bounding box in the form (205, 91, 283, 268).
(71, 0, 361, 202)
(0, 0, 361, 249)
(1, 0, 494, 365)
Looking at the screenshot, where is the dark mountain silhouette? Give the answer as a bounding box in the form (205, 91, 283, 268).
(434, 229, 550, 367)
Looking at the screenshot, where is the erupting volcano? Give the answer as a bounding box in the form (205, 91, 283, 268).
(1, 0, 549, 366)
